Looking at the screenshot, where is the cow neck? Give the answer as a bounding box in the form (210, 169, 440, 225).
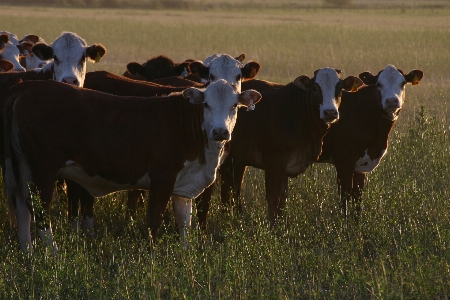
(347, 85, 397, 158)
(177, 100, 207, 164)
(290, 83, 329, 162)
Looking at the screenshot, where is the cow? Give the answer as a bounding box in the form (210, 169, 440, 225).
(4, 79, 261, 251)
(123, 55, 194, 81)
(0, 32, 27, 72)
(194, 68, 364, 229)
(18, 36, 52, 70)
(0, 33, 9, 53)
(317, 65, 424, 220)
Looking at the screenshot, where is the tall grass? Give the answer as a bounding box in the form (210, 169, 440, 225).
(1, 5, 449, 298)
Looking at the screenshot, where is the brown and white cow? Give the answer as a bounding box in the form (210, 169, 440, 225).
(196, 68, 364, 228)
(4, 79, 260, 251)
(17, 36, 52, 70)
(31, 31, 106, 86)
(0, 32, 27, 72)
(317, 64, 424, 219)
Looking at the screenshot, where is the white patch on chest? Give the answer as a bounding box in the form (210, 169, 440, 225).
(172, 140, 225, 198)
(58, 161, 151, 197)
(354, 149, 387, 172)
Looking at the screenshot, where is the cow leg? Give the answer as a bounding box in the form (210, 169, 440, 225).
(351, 172, 366, 221)
(264, 166, 288, 225)
(66, 180, 83, 230)
(80, 188, 95, 231)
(172, 195, 192, 239)
(31, 178, 58, 253)
(126, 190, 144, 219)
(220, 162, 246, 212)
(147, 176, 177, 241)
(279, 175, 289, 213)
(196, 184, 214, 231)
(16, 196, 32, 251)
(335, 164, 354, 219)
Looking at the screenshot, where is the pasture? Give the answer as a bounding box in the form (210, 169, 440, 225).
(1, 5, 450, 298)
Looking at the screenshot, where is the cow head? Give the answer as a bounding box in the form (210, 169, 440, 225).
(183, 79, 261, 141)
(0, 40, 27, 72)
(294, 68, 363, 124)
(126, 55, 192, 80)
(17, 35, 52, 70)
(189, 54, 261, 92)
(359, 65, 424, 121)
(0, 59, 14, 73)
(32, 32, 106, 87)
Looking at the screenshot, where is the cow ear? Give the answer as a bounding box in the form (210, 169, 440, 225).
(0, 34, 9, 50)
(188, 61, 210, 79)
(174, 61, 191, 76)
(241, 61, 260, 80)
(19, 34, 40, 44)
(31, 42, 54, 60)
(293, 75, 313, 90)
(17, 41, 33, 56)
(0, 59, 14, 73)
(359, 71, 377, 85)
(86, 44, 106, 63)
(342, 76, 364, 92)
(404, 70, 424, 86)
(238, 89, 262, 107)
(183, 87, 204, 104)
(126, 62, 146, 76)
(235, 53, 246, 62)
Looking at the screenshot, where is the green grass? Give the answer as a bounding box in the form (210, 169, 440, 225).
(1, 5, 450, 299)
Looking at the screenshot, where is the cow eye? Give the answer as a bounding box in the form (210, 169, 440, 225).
(209, 74, 216, 81)
(401, 81, 406, 87)
(236, 74, 242, 81)
(53, 55, 59, 63)
(204, 102, 211, 110)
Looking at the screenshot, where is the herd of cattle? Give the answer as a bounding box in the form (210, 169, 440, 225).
(0, 31, 424, 252)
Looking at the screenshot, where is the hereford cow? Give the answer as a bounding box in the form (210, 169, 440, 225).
(18, 36, 52, 70)
(195, 68, 364, 229)
(123, 55, 194, 81)
(4, 79, 260, 251)
(0, 32, 27, 72)
(317, 65, 424, 219)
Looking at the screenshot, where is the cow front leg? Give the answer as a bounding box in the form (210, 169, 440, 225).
(79, 188, 95, 231)
(351, 172, 366, 221)
(264, 166, 288, 225)
(172, 195, 192, 239)
(335, 165, 354, 219)
(196, 183, 214, 231)
(219, 161, 246, 212)
(147, 176, 177, 241)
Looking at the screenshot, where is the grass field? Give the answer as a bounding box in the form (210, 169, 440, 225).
(1, 5, 450, 299)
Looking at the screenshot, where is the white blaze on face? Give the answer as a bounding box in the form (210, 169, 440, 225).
(314, 68, 341, 122)
(50, 32, 90, 87)
(376, 64, 406, 117)
(201, 79, 242, 141)
(206, 54, 244, 92)
(0, 42, 26, 72)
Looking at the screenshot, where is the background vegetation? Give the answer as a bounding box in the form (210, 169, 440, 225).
(1, 4, 450, 299)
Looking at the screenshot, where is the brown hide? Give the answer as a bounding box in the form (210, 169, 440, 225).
(5, 80, 206, 238)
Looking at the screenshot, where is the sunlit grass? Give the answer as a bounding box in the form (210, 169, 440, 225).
(0, 5, 449, 298)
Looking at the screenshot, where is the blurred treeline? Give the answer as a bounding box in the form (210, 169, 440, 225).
(2, 0, 450, 9)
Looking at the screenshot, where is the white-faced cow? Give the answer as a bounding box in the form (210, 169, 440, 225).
(317, 64, 424, 219)
(0, 32, 27, 72)
(18, 35, 52, 70)
(31, 31, 106, 86)
(4, 79, 260, 251)
(195, 68, 364, 229)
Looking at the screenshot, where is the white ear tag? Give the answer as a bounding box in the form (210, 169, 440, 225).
(246, 99, 255, 111)
(180, 67, 188, 77)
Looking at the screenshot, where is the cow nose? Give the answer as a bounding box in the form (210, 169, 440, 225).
(62, 77, 79, 86)
(212, 128, 230, 141)
(385, 98, 400, 108)
(323, 109, 339, 121)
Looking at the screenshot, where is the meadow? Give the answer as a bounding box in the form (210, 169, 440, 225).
(1, 5, 450, 299)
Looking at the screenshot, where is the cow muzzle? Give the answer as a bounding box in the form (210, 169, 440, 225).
(62, 77, 80, 86)
(322, 109, 339, 124)
(212, 128, 230, 141)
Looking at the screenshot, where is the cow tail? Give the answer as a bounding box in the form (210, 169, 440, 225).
(3, 83, 25, 226)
